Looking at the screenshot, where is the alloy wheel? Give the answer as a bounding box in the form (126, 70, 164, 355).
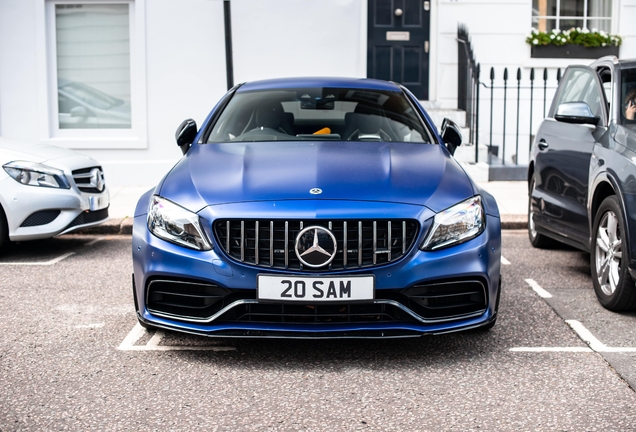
(595, 210, 623, 296)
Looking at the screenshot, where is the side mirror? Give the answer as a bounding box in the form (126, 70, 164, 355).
(440, 118, 462, 156)
(554, 102, 600, 126)
(175, 119, 198, 155)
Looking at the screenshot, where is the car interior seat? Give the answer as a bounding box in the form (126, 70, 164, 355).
(254, 102, 287, 133)
(344, 105, 395, 141)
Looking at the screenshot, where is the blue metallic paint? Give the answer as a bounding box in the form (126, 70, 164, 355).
(132, 77, 502, 337)
(132, 212, 500, 335)
(158, 142, 475, 214)
(237, 77, 402, 93)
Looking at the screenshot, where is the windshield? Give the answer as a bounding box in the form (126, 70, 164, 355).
(207, 87, 432, 143)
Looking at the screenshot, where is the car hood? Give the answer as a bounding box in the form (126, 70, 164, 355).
(159, 141, 475, 214)
(0, 137, 101, 172)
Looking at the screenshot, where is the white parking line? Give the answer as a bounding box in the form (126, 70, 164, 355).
(566, 320, 636, 353)
(525, 278, 552, 298)
(510, 347, 593, 352)
(85, 237, 107, 246)
(501, 256, 511, 265)
(0, 252, 75, 266)
(146, 330, 164, 348)
(566, 320, 607, 351)
(511, 320, 636, 353)
(118, 323, 237, 352)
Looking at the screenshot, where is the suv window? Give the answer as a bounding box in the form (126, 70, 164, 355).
(554, 68, 604, 118)
(621, 67, 636, 126)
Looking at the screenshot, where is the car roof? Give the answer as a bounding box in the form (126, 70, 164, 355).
(618, 58, 636, 69)
(237, 77, 403, 93)
(589, 56, 636, 69)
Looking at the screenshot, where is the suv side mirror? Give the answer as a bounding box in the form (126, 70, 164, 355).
(176, 119, 198, 155)
(440, 118, 462, 156)
(554, 102, 600, 126)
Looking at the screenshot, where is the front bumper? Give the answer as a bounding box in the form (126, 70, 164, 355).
(0, 177, 110, 241)
(132, 202, 501, 338)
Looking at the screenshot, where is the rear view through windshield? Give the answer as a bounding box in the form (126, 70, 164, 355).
(207, 87, 432, 143)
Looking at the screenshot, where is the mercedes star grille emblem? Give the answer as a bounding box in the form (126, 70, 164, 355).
(310, 188, 322, 195)
(89, 168, 105, 192)
(295, 226, 337, 268)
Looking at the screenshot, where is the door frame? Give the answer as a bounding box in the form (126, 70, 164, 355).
(364, 0, 437, 102)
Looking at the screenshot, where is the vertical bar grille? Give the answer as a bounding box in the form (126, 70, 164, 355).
(215, 219, 419, 272)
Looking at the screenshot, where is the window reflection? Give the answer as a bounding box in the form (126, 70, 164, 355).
(55, 4, 131, 129)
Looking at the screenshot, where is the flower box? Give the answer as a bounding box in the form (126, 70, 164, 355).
(531, 44, 619, 59)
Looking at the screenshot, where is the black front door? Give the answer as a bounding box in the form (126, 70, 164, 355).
(367, 0, 430, 100)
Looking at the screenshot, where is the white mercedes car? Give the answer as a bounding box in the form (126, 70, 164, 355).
(0, 137, 109, 248)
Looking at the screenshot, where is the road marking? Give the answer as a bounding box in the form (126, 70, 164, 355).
(146, 330, 164, 348)
(511, 320, 636, 353)
(85, 237, 107, 246)
(525, 278, 552, 298)
(501, 256, 511, 265)
(118, 322, 146, 350)
(510, 347, 593, 352)
(566, 320, 636, 352)
(0, 252, 75, 266)
(118, 323, 236, 352)
(566, 319, 606, 351)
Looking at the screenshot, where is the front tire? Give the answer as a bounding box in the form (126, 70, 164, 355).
(591, 196, 636, 311)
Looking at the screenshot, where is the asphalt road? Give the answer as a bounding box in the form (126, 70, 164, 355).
(1, 231, 635, 430)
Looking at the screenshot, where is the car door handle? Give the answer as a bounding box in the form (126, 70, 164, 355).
(537, 139, 549, 150)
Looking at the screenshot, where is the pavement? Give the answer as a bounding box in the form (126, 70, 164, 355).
(78, 181, 528, 235)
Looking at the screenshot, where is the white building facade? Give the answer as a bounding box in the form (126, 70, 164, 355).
(1, 0, 635, 185)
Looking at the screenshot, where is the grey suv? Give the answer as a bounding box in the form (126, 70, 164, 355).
(528, 56, 636, 311)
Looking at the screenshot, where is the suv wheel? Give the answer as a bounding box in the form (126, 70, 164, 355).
(528, 178, 554, 248)
(591, 196, 636, 311)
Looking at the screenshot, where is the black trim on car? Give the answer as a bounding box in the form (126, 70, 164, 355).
(200, 83, 244, 144)
(144, 276, 489, 326)
(20, 210, 61, 227)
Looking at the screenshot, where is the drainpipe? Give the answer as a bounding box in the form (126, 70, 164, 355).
(224, 0, 234, 90)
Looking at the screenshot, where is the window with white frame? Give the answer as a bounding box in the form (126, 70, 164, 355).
(532, 0, 612, 33)
(55, 3, 131, 129)
(42, 0, 146, 149)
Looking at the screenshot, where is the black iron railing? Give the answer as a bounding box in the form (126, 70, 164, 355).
(457, 25, 562, 167)
(457, 24, 480, 156)
(481, 66, 561, 165)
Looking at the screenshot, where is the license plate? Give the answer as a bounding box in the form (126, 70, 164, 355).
(88, 195, 109, 211)
(257, 274, 375, 302)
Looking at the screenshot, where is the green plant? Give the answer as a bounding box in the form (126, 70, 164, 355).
(526, 28, 622, 47)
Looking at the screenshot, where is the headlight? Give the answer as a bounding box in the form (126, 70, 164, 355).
(147, 195, 212, 251)
(421, 196, 485, 251)
(3, 161, 70, 189)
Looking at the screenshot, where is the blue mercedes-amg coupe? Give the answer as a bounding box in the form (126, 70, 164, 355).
(132, 77, 501, 338)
